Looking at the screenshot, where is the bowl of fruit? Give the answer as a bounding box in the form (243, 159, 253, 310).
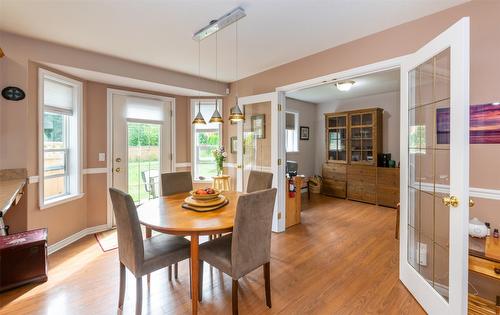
(190, 187, 220, 200)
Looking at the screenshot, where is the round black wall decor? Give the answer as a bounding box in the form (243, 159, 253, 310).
(2, 86, 26, 101)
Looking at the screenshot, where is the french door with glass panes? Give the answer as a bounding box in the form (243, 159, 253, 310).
(110, 92, 174, 208)
(400, 18, 469, 315)
(235, 92, 286, 232)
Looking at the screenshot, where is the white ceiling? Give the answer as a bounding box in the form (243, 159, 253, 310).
(0, 0, 468, 82)
(44, 63, 217, 97)
(287, 69, 400, 104)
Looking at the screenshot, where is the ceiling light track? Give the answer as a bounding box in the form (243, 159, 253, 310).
(193, 7, 246, 41)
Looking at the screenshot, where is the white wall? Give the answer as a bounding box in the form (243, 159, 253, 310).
(314, 91, 400, 174)
(286, 98, 317, 177)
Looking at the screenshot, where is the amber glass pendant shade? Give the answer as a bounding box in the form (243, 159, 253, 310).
(209, 103, 224, 123)
(229, 104, 245, 122)
(192, 103, 206, 125)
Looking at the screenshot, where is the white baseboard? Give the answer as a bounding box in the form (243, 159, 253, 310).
(48, 224, 110, 255)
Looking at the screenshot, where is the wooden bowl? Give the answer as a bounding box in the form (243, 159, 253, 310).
(189, 189, 221, 200)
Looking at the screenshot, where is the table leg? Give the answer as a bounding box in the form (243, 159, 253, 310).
(146, 227, 152, 283)
(190, 233, 199, 315)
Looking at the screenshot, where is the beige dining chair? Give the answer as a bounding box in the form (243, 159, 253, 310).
(160, 171, 194, 278)
(109, 188, 191, 315)
(246, 170, 273, 193)
(198, 188, 278, 315)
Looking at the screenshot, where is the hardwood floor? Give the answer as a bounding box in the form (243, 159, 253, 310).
(0, 195, 425, 315)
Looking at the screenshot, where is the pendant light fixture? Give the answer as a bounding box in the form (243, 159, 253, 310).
(210, 32, 224, 124)
(192, 41, 206, 125)
(229, 21, 245, 122)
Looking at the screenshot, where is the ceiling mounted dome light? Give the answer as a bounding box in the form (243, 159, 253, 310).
(335, 80, 355, 92)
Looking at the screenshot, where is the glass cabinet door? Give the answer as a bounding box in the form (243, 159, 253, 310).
(350, 112, 375, 164)
(327, 115, 347, 162)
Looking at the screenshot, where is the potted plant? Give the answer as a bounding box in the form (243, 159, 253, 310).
(212, 146, 227, 176)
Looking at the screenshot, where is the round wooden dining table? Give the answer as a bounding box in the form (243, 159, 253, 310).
(137, 191, 241, 315)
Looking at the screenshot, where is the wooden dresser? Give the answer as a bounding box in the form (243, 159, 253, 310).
(322, 163, 399, 208)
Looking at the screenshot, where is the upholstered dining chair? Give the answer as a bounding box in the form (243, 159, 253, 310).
(198, 188, 278, 315)
(246, 170, 273, 193)
(109, 188, 191, 315)
(160, 171, 194, 278)
(161, 171, 193, 196)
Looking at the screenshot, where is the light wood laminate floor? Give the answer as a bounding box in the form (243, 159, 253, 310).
(0, 195, 425, 315)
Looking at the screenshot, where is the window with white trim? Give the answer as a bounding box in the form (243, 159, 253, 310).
(191, 99, 222, 181)
(39, 69, 83, 207)
(285, 111, 299, 152)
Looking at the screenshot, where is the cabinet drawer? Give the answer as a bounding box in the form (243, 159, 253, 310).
(377, 169, 400, 187)
(347, 182, 363, 201)
(322, 179, 346, 198)
(347, 165, 376, 183)
(322, 163, 346, 180)
(363, 189, 377, 204)
(469, 255, 500, 280)
(377, 187, 399, 208)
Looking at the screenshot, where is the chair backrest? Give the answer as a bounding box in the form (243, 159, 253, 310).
(231, 188, 277, 278)
(161, 171, 193, 196)
(109, 188, 144, 275)
(246, 170, 273, 193)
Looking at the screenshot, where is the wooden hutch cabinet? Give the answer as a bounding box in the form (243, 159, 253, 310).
(322, 108, 399, 208)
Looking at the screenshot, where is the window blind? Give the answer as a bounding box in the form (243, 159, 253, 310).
(43, 78, 74, 115)
(126, 97, 165, 121)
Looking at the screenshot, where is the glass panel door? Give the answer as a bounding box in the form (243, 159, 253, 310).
(408, 48, 451, 300)
(242, 102, 272, 192)
(400, 17, 469, 315)
(236, 92, 285, 232)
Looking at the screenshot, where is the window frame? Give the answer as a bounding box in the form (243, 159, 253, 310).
(285, 110, 299, 153)
(190, 99, 223, 183)
(38, 69, 84, 209)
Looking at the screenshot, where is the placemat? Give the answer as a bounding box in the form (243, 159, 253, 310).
(182, 199, 229, 212)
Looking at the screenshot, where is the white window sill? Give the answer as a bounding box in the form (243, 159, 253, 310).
(286, 150, 300, 153)
(40, 193, 85, 210)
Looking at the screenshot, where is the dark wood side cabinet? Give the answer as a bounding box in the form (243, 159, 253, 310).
(0, 228, 48, 292)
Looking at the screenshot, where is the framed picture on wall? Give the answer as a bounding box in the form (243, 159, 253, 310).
(300, 126, 310, 140)
(230, 136, 237, 153)
(251, 114, 265, 139)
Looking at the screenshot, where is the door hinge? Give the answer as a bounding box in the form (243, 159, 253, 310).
(278, 104, 282, 111)
(169, 153, 173, 161)
(277, 158, 282, 166)
(170, 110, 173, 117)
(277, 212, 282, 219)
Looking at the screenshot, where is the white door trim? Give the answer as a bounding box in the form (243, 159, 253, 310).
(275, 55, 408, 93)
(106, 88, 176, 228)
